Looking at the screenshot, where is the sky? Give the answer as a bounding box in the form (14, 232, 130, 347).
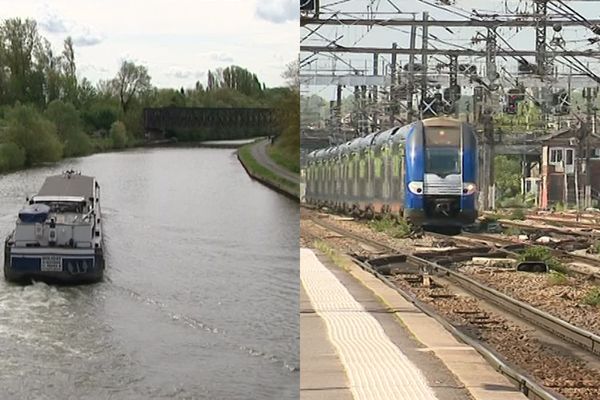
(0, 0, 299, 88)
(301, 0, 600, 99)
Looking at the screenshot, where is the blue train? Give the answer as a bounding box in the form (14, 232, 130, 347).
(304, 117, 478, 227)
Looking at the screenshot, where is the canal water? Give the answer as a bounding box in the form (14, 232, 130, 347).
(0, 148, 299, 399)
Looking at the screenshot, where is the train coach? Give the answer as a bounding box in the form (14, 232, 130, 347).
(304, 117, 478, 228)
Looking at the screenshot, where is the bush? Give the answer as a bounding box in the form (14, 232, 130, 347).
(5, 104, 63, 165)
(582, 287, 600, 306)
(82, 102, 119, 131)
(547, 271, 568, 286)
(500, 197, 526, 208)
(518, 246, 566, 273)
(45, 100, 91, 157)
(369, 215, 412, 238)
(505, 226, 522, 236)
(509, 208, 526, 220)
(0, 142, 25, 172)
(110, 121, 127, 149)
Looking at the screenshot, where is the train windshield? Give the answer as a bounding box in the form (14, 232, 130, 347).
(424, 127, 461, 176)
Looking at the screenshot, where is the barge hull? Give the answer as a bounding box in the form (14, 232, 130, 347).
(4, 243, 104, 284)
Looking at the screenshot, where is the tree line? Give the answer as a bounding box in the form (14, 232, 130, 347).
(0, 18, 297, 172)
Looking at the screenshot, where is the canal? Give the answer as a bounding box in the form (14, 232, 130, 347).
(0, 148, 299, 399)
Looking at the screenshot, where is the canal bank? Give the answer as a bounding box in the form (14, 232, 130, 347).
(237, 139, 299, 200)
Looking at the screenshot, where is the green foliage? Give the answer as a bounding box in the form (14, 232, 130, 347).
(0, 17, 292, 172)
(0, 142, 25, 171)
(5, 104, 63, 165)
(494, 155, 521, 201)
(238, 144, 298, 197)
(509, 208, 526, 220)
(518, 246, 566, 273)
(369, 215, 412, 239)
(45, 100, 91, 157)
(82, 101, 119, 132)
(121, 105, 144, 139)
(500, 197, 526, 208)
(547, 271, 568, 286)
(494, 100, 543, 133)
(504, 226, 522, 236)
(582, 287, 600, 306)
(301, 94, 328, 126)
(113, 60, 152, 113)
(268, 144, 299, 173)
(218, 66, 263, 97)
(269, 87, 299, 173)
(110, 121, 127, 149)
(553, 202, 567, 212)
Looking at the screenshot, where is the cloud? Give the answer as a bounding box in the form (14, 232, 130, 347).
(72, 31, 104, 47)
(38, 5, 104, 46)
(79, 64, 110, 74)
(256, 0, 298, 24)
(166, 67, 205, 80)
(210, 52, 234, 63)
(39, 12, 69, 33)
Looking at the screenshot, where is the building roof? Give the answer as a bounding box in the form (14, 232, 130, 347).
(37, 174, 95, 199)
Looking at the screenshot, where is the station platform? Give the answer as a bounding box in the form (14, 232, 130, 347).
(300, 248, 528, 400)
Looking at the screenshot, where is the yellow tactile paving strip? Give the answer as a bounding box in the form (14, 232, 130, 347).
(300, 248, 439, 400)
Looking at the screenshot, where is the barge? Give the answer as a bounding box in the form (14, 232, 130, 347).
(4, 171, 104, 283)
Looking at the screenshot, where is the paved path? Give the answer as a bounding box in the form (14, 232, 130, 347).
(301, 248, 528, 400)
(301, 248, 439, 400)
(250, 140, 299, 185)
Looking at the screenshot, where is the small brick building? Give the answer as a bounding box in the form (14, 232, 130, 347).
(539, 127, 600, 209)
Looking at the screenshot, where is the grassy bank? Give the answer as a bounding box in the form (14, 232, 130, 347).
(238, 143, 298, 199)
(267, 143, 299, 174)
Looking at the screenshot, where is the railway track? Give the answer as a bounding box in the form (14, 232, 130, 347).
(307, 215, 600, 400)
(446, 230, 600, 280)
(497, 218, 599, 238)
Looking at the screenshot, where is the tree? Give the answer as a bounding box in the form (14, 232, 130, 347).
(45, 100, 91, 157)
(112, 60, 151, 113)
(61, 37, 78, 103)
(110, 120, 127, 148)
(5, 104, 63, 165)
(0, 18, 43, 104)
(282, 59, 299, 89)
(494, 155, 521, 201)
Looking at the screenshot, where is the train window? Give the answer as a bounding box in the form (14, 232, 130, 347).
(374, 157, 382, 178)
(425, 148, 461, 176)
(359, 158, 366, 178)
(392, 154, 400, 177)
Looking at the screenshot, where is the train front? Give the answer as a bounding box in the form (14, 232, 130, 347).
(403, 117, 478, 227)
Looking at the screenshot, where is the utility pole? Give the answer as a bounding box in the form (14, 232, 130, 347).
(336, 85, 343, 142)
(448, 54, 459, 117)
(390, 43, 398, 126)
(535, 0, 550, 131)
(407, 26, 417, 122)
(373, 53, 379, 132)
(480, 27, 498, 211)
(584, 87, 595, 208)
(420, 12, 429, 120)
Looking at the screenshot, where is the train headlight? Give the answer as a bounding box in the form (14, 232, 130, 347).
(408, 181, 423, 195)
(462, 182, 477, 195)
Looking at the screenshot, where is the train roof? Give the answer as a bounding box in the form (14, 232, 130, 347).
(422, 116, 461, 127)
(338, 140, 353, 155)
(373, 127, 400, 146)
(307, 118, 472, 162)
